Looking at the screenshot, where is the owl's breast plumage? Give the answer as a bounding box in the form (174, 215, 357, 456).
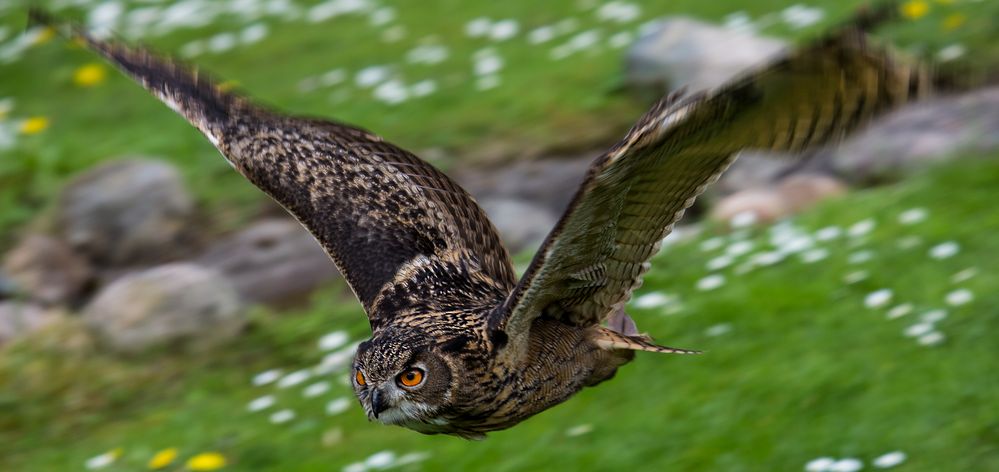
(438, 317, 633, 437)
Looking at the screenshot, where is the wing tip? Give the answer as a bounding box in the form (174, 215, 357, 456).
(30, 7, 246, 138)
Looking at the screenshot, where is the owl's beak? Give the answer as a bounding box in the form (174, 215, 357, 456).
(371, 388, 389, 418)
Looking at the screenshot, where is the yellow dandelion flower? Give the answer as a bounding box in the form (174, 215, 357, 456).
(900, 0, 930, 19)
(32, 27, 55, 46)
(148, 448, 179, 470)
(74, 63, 107, 87)
(186, 452, 227, 471)
(19, 116, 49, 135)
(943, 13, 966, 31)
(217, 80, 240, 92)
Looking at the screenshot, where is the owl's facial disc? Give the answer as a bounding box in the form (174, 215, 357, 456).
(370, 363, 428, 419)
(352, 336, 455, 428)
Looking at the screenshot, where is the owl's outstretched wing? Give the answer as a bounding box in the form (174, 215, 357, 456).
(491, 27, 930, 347)
(32, 10, 517, 329)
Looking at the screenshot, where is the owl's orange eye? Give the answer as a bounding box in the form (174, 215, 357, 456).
(397, 368, 424, 387)
(355, 370, 366, 386)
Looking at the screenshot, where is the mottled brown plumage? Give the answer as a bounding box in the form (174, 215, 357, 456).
(34, 8, 929, 439)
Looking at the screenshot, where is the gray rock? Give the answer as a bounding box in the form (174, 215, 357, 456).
(776, 174, 846, 214)
(710, 173, 846, 226)
(196, 219, 339, 305)
(452, 156, 592, 253)
(83, 263, 244, 354)
(710, 188, 788, 226)
(822, 87, 999, 183)
(715, 151, 802, 196)
(57, 159, 195, 267)
(453, 155, 593, 216)
(625, 17, 786, 92)
(479, 198, 558, 254)
(2, 234, 92, 306)
(0, 301, 65, 345)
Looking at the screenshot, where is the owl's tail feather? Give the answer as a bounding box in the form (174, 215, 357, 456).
(594, 327, 701, 355)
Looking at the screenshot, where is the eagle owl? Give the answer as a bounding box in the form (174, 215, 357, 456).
(34, 8, 928, 439)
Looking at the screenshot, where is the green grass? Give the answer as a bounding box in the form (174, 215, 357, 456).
(3, 155, 998, 471)
(2, 1, 999, 470)
(1, 0, 997, 236)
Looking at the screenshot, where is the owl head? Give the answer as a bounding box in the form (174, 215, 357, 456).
(351, 328, 459, 428)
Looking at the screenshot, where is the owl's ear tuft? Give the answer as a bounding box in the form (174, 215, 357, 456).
(488, 329, 508, 350)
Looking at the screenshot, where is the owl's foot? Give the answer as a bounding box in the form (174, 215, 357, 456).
(607, 305, 640, 336)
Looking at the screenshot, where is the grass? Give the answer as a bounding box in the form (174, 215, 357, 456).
(1, 0, 997, 235)
(2, 0, 999, 470)
(2, 155, 999, 471)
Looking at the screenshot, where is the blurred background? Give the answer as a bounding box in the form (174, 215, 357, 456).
(1, 0, 998, 470)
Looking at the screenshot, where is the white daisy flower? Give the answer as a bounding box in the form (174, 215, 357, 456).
(896, 236, 923, 250)
(707, 255, 734, 271)
(829, 458, 863, 472)
(842, 270, 868, 284)
(730, 211, 758, 228)
(951, 268, 978, 284)
(373, 80, 409, 105)
(355, 66, 390, 88)
(929, 241, 960, 260)
(920, 309, 947, 323)
(252, 369, 282, 386)
(872, 451, 906, 468)
(489, 19, 519, 41)
(780, 5, 824, 29)
(632, 292, 672, 309)
(904, 323, 934, 338)
(726, 240, 755, 257)
(937, 44, 965, 62)
(848, 250, 874, 264)
(476, 75, 501, 90)
(945, 289, 973, 306)
(277, 369, 312, 388)
(84, 450, 121, 470)
(528, 26, 556, 44)
(326, 397, 352, 416)
(318, 331, 349, 351)
(365, 451, 396, 469)
(304, 381, 332, 398)
(608, 31, 633, 48)
(207, 33, 238, 53)
(705, 323, 732, 337)
(917, 331, 945, 346)
(848, 219, 875, 238)
(596, 2, 641, 22)
(815, 226, 842, 241)
(247, 394, 276, 412)
(864, 289, 893, 309)
(700, 237, 725, 252)
(269, 409, 296, 424)
(697, 274, 725, 291)
(887, 303, 913, 319)
(898, 208, 928, 225)
(566, 424, 594, 436)
(409, 80, 438, 97)
(369, 7, 395, 26)
(465, 17, 491, 37)
(800, 248, 829, 264)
